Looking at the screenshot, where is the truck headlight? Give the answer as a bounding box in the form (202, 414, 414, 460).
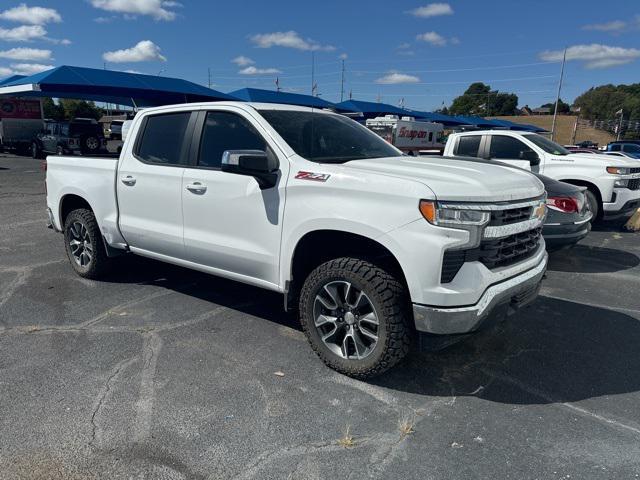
(419, 200, 490, 227)
(607, 166, 630, 175)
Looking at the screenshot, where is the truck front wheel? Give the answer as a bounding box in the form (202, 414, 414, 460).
(299, 258, 412, 379)
(63, 209, 112, 279)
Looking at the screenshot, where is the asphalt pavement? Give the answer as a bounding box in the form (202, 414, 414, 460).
(1, 154, 639, 480)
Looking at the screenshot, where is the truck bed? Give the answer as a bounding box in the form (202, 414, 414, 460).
(46, 155, 123, 246)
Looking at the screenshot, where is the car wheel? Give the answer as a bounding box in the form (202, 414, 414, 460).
(585, 189, 600, 221)
(299, 257, 412, 379)
(63, 208, 112, 279)
(84, 136, 99, 151)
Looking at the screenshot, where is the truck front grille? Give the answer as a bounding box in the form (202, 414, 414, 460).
(440, 227, 543, 283)
(629, 178, 640, 191)
(489, 206, 532, 226)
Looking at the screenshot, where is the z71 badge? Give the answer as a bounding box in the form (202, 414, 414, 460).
(295, 171, 331, 182)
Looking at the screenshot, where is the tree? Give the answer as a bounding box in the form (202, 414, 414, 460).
(540, 98, 571, 115)
(59, 99, 103, 120)
(573, 83, 640, 121)
(42, 97, 65, 120)
(448, 82, 518, 116)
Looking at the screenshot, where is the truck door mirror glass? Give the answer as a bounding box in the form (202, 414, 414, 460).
(520, 149, 540, 165)
(221, 149, 279, 189)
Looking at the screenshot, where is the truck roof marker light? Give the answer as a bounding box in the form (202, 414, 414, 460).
(419, 200, 436, 223)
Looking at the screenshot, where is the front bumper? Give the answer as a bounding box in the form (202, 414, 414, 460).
(603, 188, 640, 219)
(412, 252, 547, 334)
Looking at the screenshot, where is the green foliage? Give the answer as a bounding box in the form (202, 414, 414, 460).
(448, 82, 519, 116)
(42, 97, 65, 120)
(540, 98, 571, 115)
(59, 99, 104, 120)
(573, 84, 640, 121)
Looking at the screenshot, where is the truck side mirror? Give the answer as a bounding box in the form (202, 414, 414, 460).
(520, 149, 540, 166)
(221, 150, 279, 189)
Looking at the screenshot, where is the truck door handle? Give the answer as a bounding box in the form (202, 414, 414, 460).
(120, 175, 136, 186)
(186, 182, 207, 194)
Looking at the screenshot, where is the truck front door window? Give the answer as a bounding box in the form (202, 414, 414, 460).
(136, 112, 191, 165)
(455, 135, 481, 157)
(198, 111, 267, 169)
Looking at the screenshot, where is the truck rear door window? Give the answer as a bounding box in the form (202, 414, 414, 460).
(455, 135, 481, 157)
(136, 112, 191, 165)
(198, 111, 266, 169)
(489, 136, 528, 159)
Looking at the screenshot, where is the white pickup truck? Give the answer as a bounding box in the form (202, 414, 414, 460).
(46, 102, 548, 378)
(443, 130, 640, 220)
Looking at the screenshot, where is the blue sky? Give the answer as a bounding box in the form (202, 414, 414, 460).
(0, 0, 639, 111)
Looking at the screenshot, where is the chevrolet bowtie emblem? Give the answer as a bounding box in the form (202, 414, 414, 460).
(534, 203, 546, 220)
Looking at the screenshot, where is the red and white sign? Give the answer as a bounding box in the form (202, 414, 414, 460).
(0, 98, 42, 120)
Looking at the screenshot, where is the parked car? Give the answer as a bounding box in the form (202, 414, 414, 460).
(576, 140, 598, 149)
(106, 120, 124, 140)
(46, 102, 548, 378)
(605, 141, 640, 159)
(443, 130, 640, 221)
(565, 146, 600, 154)
(32, 118, 106, 158)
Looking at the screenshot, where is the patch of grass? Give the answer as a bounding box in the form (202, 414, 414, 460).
(399, 414, 415, 438)
(337, 425, 355, 448)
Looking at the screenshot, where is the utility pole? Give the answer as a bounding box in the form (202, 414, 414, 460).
(340, 59, 345, 102)
(310, 51, 315, 96)
(617, 109, 624, 141)
(208, 68, 211, 89)
(551, 47, 566, 142)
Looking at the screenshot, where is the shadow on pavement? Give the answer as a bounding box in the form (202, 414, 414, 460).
(547, 244, 639, 273)
(373, 295, 640, 404)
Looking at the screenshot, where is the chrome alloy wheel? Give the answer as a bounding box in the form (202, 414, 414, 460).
(68, 221, 93, 267)
(313, 281, 379, 360)
(85, 137, 99, 150)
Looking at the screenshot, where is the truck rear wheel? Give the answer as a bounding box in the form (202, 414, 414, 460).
(63, 209, 112, 279)
(299, 258, 412, 379)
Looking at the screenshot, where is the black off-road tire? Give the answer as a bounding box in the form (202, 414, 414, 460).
(63, 208, 112, 279)
(299, 257, 412, 379)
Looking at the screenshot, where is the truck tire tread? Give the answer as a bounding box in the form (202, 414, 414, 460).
(63, 208, 112, 279)
(299, 257, 412, 379)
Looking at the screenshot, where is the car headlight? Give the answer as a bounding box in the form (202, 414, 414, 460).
(607, 166, 630, 175)
(419, 200, 490, 227)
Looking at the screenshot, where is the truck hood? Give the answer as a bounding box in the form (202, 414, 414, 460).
(564, 153, 639, 167)
(341, 155, 544, 202)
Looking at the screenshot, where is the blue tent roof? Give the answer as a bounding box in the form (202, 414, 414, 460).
(0, 65, 235, 107)
(334, 99, 412, 117)
(0, 74, 26, 86)
(451, 115, 506, 128)
(229, 87, 335, 109)
(411, 110, 468, 127)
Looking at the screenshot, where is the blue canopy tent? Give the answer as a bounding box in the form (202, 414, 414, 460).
(334, 99, 414, 118)
(0, 65, 236, 107)
(0, 74, 26, 86)
(410, 110, 469, 127)
(450, 115, 506, 129)
(229, 87, 336, 109)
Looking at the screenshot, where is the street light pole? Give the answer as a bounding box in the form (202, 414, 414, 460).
(551, 47, 566, 142)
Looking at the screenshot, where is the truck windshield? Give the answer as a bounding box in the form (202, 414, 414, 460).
(258, 110, 400, 163)
(523, 134, 571, 156)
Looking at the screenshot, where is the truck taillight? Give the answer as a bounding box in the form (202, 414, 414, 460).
(547, 196, 578, 213)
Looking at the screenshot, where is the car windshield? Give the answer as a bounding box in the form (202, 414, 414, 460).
(258, 110, 400, 163)
(523, 134, 571, 155)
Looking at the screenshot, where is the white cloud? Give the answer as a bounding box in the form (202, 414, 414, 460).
(232, 55, 254, 66)
(407, 3, 453, 18)
(103, 40, 166, 63)
(375, 72, 420, 84)
(0, 66, 13, 77)
(250, 31, 335, 51)
(238, 66, 281, 75)
(9, 62, 52, 75)
(0, 4, 61, 25)
(0, 47, 51, 61)
(0, 25, 47, 42)
(90, 0, 180, 21)
(583, 20, 627, 32)
(338, 53, 348, 60)
(416, 31, 447, 46)
(539, 44, 640, 69)
(94, 16, 115, 23)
